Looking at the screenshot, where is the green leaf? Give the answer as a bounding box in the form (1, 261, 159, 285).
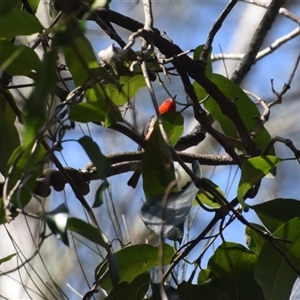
(105, 272, 150, 300)
(23, 49, 57, 145)
(69, 102, 104, 123)
(0, 40, 41, 76)
(142, 121, 176, 199)
(193, 74, 273, 152)
(245, 223, 266, 255)
(208, 242, 264, 300)
(5, 142, 46, 209)
(161, 111, 184, 146)
(67, 217, 109, 249)
(27, 0, 40, 13)
(40, 204, 69, 246)
(0, 9, 43, 39)
(0, 252, 18, 265)
(0, 92, 20, 174)
(59, 18, 122, 126)
(0, 0, 21, 15)
(193, 44, 213, 77)
(178, 281, 231, 300)
(59, 20, 99, 86)
(140, 161, 200, 241)
(85, 83, 122, 127)
(151, 284, 179, 299)
(107, 251, 120, 287)
(195, 178, 223, 208)
(252, 198, 300, 233)
(0, 197, 8, 224)
(197, 268, 212, 284)
(69, 84, 122, 126)
(78, 136, 111, 180)
(255, 217, 300, 300)
(237, 156, 281, 207)
(95, 244, 174, 290)
(106, 73, 146, 105)
(93, 180, 109, 208)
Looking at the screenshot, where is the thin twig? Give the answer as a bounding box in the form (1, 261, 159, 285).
(269, 50, 300, 107)
(200, 0, 238, 62)
(263, 136, 300, 159)
(256, 27, 300, 61)
(91, 10, 127, 48)
(143, 0, 153, 30)
(244, 90, 270, 135)
(212, 26, 300, 63)
(242, 0, 300, 25)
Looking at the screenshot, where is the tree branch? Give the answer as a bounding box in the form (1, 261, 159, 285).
(231, 0, 286, 84)
(201, 0, 238, 62)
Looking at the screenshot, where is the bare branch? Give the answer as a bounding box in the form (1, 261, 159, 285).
(143, 0, 153, 30)
(231, 0, 286, 84)
(201, 0, 238, 62)
(269, 50, 300, 107)
(243, 0, 300, 25)
(212, 26, 300, 63)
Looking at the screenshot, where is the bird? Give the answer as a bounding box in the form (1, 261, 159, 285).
(127, 98, 177, 188)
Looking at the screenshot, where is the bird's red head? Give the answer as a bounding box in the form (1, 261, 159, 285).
(159, 98, 176, 114)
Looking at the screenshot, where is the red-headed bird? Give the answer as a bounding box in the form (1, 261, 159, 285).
(127, 98, 177, 188)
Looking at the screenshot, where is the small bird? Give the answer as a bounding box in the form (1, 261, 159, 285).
(127, 98, 177, 188)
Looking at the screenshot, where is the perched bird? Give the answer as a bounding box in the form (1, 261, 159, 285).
(127, 98, 177, 188)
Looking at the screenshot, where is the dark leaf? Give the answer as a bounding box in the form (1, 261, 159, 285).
(0, 0, 21, 15)
(0, 197, 8, 225)
(245, 223, 266, 255)
(93, 180, 109, 208)
(22, 49, 57, 145)
(142, 120, 176, 199)
(40, 203, 69, 246)
(107, 251, 120, 287)
(105, 272, 150, 300)
(208, 242, 264, 300)
(0, 40, 41, 76)
(178, 281, 231, 300)
(238, 156, 281, 208)
(255, 217, 300, 300)
(151, 283, 179, 300)
(252, 198, 300, 233)
(67, 217, 109, 248)
(5, 143, 46, 209)
(0, 93, 20, 174)
(78, 136, 111, 180)
(0, 252, 18, 265)
(95, 244, 174, 290)
(0, 9, 43, 39)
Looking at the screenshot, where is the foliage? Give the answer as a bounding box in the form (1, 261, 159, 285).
(1, 0, 300, 299)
